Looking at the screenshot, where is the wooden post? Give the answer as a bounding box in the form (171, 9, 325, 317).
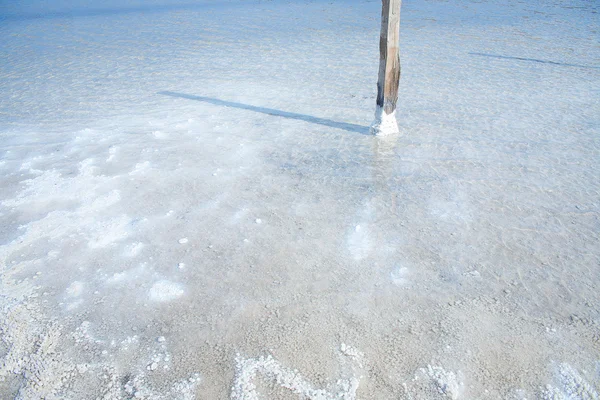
(370, 0, 401, 136)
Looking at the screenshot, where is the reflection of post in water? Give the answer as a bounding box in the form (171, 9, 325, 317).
(370, 134, 400, 216)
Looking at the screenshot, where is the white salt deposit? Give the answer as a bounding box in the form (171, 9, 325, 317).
(231, 354, 359, 400)
(542, 364, 599, 400)
(423, 365, 462, 400)
(149, 280, 185, 302)
(65, 281, 84, 297)
(369, 106, 399, 136)
(347, 224, 372, 261)
(390, 266, 409, 287)
(124, 241, 145, 257)
(106, 146, 118, 162)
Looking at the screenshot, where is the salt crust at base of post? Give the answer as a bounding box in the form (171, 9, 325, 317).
(370, 106, 399, 136)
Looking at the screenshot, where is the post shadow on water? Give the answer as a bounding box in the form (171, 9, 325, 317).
(158, 91, 370, 135)
(469, 52, 599, 70)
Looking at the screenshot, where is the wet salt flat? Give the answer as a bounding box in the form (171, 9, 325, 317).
(0, 0, 599, 398)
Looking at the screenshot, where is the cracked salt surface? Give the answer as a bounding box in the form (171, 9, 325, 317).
(1, 0, 600, 398)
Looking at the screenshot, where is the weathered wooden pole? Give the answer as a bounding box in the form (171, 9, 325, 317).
(370, 0, 401, 136)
